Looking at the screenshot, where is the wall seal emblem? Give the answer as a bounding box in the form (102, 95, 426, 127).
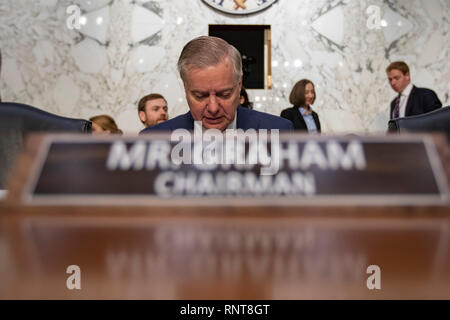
(202, 0, 278, 15)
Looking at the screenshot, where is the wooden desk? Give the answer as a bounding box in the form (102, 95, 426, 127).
(0, 134, 449, 299)
(0, 213, 449, 299)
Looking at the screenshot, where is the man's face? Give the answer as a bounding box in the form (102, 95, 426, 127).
(139, 98, 168, 127)
(387, 69, 410, 93)
(183, 59, 241, 131)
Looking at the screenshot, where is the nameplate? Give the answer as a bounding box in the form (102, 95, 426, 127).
(23, 133, 448, 206)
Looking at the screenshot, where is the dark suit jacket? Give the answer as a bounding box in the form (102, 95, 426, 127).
(280, 106, 321, 132)
(390, 86, 442, 119)
(140, 105, 293, 133)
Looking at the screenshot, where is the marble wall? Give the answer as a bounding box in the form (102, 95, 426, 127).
(0, 0, 448, 133)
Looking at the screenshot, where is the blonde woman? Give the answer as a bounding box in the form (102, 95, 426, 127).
(89, 114, 123, 134)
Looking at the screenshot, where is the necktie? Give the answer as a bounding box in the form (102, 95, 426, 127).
(393, 93, 401, 119)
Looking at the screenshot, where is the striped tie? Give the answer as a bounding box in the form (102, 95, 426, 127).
(392, 93, 401, 119)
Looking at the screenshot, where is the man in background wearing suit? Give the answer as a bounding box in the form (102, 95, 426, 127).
(386, 61, 442, 119)
(141, 36, 293, 133)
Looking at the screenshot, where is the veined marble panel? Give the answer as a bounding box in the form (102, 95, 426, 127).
(0, 0, 448, 133)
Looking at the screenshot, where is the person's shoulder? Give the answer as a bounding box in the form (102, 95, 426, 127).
(240, 106, 278, 120)
(242, 107, 293, 130)
(140, 112, 192, 134)
(412, 86, 438, 96)
(280, 106, 295, 116)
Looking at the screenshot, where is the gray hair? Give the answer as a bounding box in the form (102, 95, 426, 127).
(177, 36, 243, 83)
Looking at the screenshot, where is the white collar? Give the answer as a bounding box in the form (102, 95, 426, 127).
(199, 112, 237, 131)
(227, 113, 237, 130)
(401, 83, 413, 97)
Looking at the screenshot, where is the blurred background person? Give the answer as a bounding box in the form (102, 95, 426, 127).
(280, 79, 321, 133)
(239, 87, 253, 109)
(0, 49, 2, 102)
(386, 61, 442, 120)
(90, 114, 123, 134)
(137, 93, 168, 127)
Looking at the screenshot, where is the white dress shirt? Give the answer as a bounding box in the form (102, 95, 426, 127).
(398, 83, 413, 118)
(227, 114, 237, 130)
(198, 113, 237, 131)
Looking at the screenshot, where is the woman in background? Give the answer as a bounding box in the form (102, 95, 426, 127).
(89, 114, 123, 134)
(239, 87, 253, 109)
(280, 79, 321, 133)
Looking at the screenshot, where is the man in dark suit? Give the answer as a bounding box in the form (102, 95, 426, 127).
(386, 61, 442, 119)
(141, 36, 293, 133)
(148, 104, 292, 131)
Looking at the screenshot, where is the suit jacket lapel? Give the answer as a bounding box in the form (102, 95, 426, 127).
(390, 99, 395, 119)
(404, 86, 416, 117)
(186, 111, 195, 130)
(236, 106, 255, 130)
(312, 112, 320, 132)
(292, 107, 307, 130)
